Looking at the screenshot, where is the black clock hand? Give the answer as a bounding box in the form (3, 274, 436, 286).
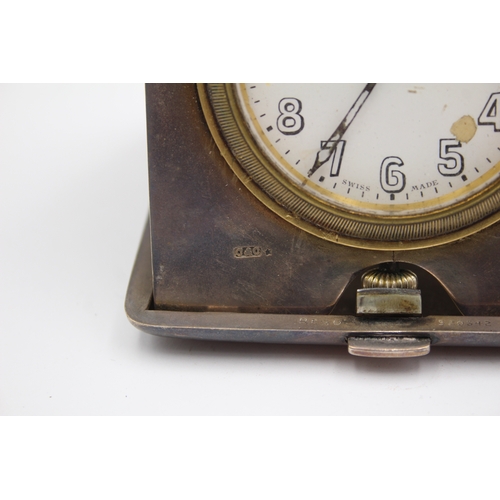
(308, 83, 376, 178)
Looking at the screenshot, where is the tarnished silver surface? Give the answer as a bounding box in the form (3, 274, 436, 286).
(125, 222, 500, 348)
(144, 85, 500, 318)
(348, 337, 431, 358)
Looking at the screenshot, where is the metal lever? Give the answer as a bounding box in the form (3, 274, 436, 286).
(348, 336, 431, 358)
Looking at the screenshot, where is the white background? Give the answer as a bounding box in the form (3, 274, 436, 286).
(2, 2, 499, 497)
(2, 83, 500, 417)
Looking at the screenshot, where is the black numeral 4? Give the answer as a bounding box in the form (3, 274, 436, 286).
(478, 93, 500, 132)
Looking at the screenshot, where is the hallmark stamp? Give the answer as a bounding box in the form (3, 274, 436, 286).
(233, 246, 272, 259)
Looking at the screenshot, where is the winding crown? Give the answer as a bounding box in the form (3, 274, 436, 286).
(361, 269, 418, 289)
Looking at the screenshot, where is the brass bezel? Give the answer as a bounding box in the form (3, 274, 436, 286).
(199, 83, 500, 250)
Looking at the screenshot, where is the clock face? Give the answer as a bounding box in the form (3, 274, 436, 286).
(236, 83, 500, 216)
(201, 84, 500, 249)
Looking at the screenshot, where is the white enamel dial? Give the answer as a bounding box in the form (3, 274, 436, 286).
(235, 83, 500, 217)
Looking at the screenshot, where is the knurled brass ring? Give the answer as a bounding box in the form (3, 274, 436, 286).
(199, 83, 500, 250)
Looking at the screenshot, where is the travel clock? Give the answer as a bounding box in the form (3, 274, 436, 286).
(126, 83, 500, 357)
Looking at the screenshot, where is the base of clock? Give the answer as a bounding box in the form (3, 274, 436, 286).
(125, 220, 500, 355)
